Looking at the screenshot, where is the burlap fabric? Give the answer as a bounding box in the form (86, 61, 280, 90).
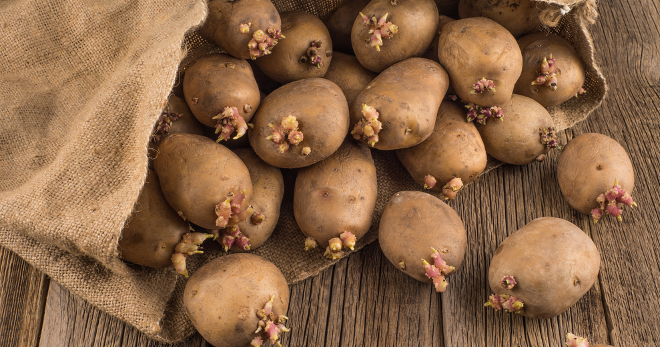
(0, 0, 605, 342)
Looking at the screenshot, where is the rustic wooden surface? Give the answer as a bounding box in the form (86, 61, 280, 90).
(2, 0, 659, 346)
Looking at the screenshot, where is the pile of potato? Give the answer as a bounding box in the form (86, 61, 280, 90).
(117, 0, 632, 345)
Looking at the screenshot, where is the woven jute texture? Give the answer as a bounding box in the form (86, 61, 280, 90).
(0, 0, 605, 342)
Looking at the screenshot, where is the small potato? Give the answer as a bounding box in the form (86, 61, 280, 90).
(438, 17, 523, 107)
(458, 0, 541, 37)
(183, 54, 260, 141)
(248, 78, 350, 169)
(557, 133, 636, 222)
(323, 52, 378, 107)
(230, 148, 284, 251)
(478, 94, 556, 165)
(487, 217, 600, 319)
(396, 100, 487, 198)
(351, 0, 439, 73)
(379, 191, 467, 292)
(324, 0, 371, 54)
(514, 32, 586, 108)
(350, 58, 449, 150)
(255, 11, 333, 84)
(293, 139, 377, 258)
(149, 95, 205, 163)
(118, 170, 189, 268)
(153, 134, 253, 230)
(199, 0, 282, 60)
(184, 254, 290, 347)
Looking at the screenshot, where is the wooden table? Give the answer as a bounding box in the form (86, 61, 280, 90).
(2, 1, 659, 346)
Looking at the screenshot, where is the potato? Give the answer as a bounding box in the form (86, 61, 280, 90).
(324, 0, 371, 54)
(184, 254, 290, 347)
(351, 0, 439, 73)
(153, 134, 253, 230)
(458, 0, 541, 37)
(557, 133, 636, 222)
(350, 58, 449, 150)
(396, 100, 487, 198)
(379, 191, 467, 292)
(477, 94, 556, 165)
(438, 17, 523, 107)
(486, 217, 600, 319)
(229, 148, 284, 251)
(248, 78, 350, 168)
(149, 95, 205, 163)
(293, 139, 377, 259)
(322, 52, 378, 107)
(421, 15, 455, 64)
(255, 11, 333, 84)
(118, 170, 189, 268)
(199, 0, 282, 60)
(514, 32, 586, 108)
(183, 54, 260, 143)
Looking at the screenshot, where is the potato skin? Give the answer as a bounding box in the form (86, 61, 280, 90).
(514, 33, 586, 108)
(438, 17, 523, 107)
(153, 134, 253, 229)
(477, 94, 554, 165)
(324, 0, 371, 54)
(184, 254, 289, 347)
(557, 133, 634, 214)
(293, 139, 378, 248)
(183, 54, 260, 128)
(488, 217, 600, 319)
(323, 52, 378, 107)
(118, 170, 189, 268)
(350, 58, 449, 150)
(458, 0, 541, 37)
(199, 0, 281, 60)
(351, 0, 439, 73)
(149, 95, 205, 164)
(379, 191, 467, 283)
(248, 78, 350, 168)
(397, 101, 487, 189)
(231, 148, 284, 250)
(255, 11, 333, 84)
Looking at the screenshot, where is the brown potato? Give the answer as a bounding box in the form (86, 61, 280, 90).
(293, 139, 377, 257)
(421, 15, 456, 64)
(230, 148, 284, 251)
(323, 52, 378, 107)
(487, 217, 600, 319)
(515, 32, 586, 108)
(458, 0, 542, 37)
(184, 254, 290, 347)
(199, 0, 282, 60)
(118, 170, 189, 268)
(255, 11, 333, 84)
(477, 94, 555, 165)
(557, 133, 635, 219)
(379, 191, 467, 289)
(438, 17, 523, 107)
(248, 78, 350, 168)
(149, 95, 205, 163)
(350, 58, 449, 150)
(397, 100, 487, 193)
(324, 0, 371, 54)
(153, 134, 253, 230)
(351, 0, 439, 72)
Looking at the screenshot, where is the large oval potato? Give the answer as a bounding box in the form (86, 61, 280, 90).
(153, 134, 253, 230)
(458, 0, 542, 37)
(248, 78, 350, 168)
(184, 254, 290, 347)
(487, 217, 600, 319)
(351, 0, 439, 73)
(379, 191, 467, 291)
(478, 94, 555, 165)
(557, 133, 635, 217)
(323, 52, 378, 107)
(118, 170, 189, 268)
(397, 100, 487, 193)
(438, 17, 523, 107)
(294, 139, 377, 257)
(350, 58, 449, 150)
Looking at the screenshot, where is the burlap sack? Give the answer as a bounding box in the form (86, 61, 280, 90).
(0, 0, 605, 342)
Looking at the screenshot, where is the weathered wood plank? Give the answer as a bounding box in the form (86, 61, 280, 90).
(0, 246, 49, 347)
